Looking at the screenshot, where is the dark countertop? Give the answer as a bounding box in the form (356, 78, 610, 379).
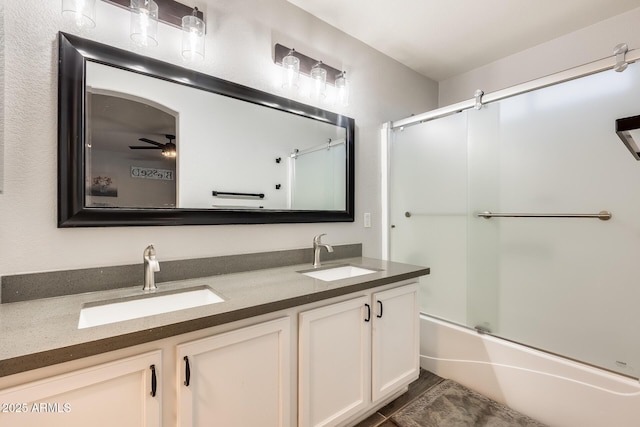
(0, 257, 429, 377)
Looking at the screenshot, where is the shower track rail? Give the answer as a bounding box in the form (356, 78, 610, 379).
(476, 210, 612, 221)
(390, 46, 640, 130)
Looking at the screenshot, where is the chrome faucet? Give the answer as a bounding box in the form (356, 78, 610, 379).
(143, 244, 160, 291)
(313, 234, 334, 268)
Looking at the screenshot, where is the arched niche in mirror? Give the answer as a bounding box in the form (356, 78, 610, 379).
(58, 32, 355, 227)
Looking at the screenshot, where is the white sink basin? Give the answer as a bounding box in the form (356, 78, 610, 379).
(301, 265, 379, 282)
(78, 286, 224, 329)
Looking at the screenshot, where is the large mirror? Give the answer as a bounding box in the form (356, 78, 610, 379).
(58, 32, 355, 226)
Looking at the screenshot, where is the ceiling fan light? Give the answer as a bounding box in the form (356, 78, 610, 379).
(130, 134, 176, 157)
(162, 141, 177, 158)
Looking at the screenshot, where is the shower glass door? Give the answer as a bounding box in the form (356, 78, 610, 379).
(389, 112, 469, 325)
(290, 143, 346, 210)
(389, 62, 640, 377)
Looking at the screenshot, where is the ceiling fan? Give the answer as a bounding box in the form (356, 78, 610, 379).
(129, 134, 177, 158)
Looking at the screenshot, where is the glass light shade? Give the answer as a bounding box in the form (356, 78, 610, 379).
(335, 71, 349, 107)
(311, 62, 327, 99)
(130, 0, 159, 47)
(182, 10, 206, 61)
(61, 0, 96, 29)
(282, 51, 300, 90)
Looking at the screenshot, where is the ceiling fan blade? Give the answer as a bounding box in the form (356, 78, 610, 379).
(138, 137, 165, 147)
(129, 146, 162, 149)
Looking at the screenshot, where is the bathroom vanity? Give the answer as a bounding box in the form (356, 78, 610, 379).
(0, 257, 428, 427)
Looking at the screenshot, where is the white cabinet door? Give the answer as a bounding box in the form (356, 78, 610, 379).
(0, 351, 161, 427)
(176, 317, 291, 427)
(371, 283, 419, 402)
(298, 296, 370, 427)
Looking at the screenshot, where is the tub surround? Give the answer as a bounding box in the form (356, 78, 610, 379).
(1, 243, 362, 303)
(0, 254, 428, 378)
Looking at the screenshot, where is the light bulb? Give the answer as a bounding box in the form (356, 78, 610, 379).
(130, 0, 158, 47)
(62, 0, 96, 29)
(310, 62, 327, 100)
(182, 8, 205, 61)
(282, 50, 300, 90)
(335, 71, 349, 107)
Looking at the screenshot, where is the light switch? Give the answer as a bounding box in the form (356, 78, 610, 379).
(364, 212, 371, 228)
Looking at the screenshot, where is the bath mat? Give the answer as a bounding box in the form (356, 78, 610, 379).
(391, 379, 547, 427)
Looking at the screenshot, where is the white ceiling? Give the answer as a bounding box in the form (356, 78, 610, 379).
(287, 0, 640, 81)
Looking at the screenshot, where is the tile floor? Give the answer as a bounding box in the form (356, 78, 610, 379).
(352, 369, 445, 427)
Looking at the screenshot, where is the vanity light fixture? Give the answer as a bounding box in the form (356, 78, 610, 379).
(335, 71, 349, 107)
(281, 49, 301, 90)
(102, 0, 205, 30)
(62, 0, 97, 29)
(182, 7, 206, 61)
(130, 0, 159, 47)
(72, 0, 207, 56)
(310, 61, 327, 100)
(274, 44, 346, 103)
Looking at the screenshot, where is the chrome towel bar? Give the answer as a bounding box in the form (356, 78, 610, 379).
(476, 211, 612, 221)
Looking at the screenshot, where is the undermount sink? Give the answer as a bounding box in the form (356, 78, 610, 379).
(300, 265, 379, 282)
(78, 286, 224, 329)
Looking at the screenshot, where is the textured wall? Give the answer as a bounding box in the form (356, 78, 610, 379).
(0, 0, 4, 193)
(0, 0, 438, 276)
(439, 7, 640, 106)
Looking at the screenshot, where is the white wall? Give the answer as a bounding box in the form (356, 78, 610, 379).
(439, 7, 640, 106)
(88, 149, 177, 208)
(0, 0, 438, 275)
(0, 1, 4, 193)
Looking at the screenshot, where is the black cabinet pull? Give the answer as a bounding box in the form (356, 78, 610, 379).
(150, 364, 157, 397)
(364, 303, 371, 322)
(184, 356, 191, 387)
(376, 300, 383, 318)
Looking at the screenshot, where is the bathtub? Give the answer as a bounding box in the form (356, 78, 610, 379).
(420, 315, 640, 427)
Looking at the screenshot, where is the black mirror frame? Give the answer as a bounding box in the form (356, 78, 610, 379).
(58, 32, 355, 227)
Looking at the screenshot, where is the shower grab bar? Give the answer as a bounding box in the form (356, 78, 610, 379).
(212, 191, 265, 199)
(211, 205, 264, 209)
(476, 211, 612, 221)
